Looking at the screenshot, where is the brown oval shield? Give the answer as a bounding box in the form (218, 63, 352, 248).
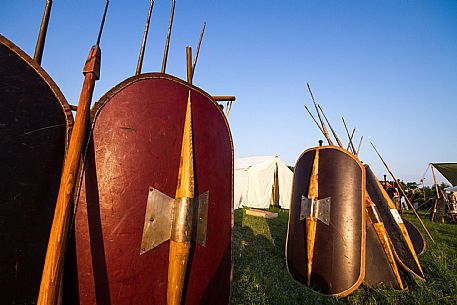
(286, 146, 365, 297)
(0, 35, 73, 304)
(63, 73, 233, 305)
(364, 213, 406, 290)
(364, 165, 424, 280)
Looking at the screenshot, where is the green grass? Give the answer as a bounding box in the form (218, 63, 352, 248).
(231, 208, 457, 305)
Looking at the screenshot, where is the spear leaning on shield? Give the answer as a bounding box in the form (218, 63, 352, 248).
(37, 1, 109, 304)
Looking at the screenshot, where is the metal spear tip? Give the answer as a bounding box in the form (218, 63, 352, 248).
(95, 0, 110, 46)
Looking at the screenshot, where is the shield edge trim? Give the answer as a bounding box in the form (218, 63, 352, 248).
(285, 145, 366, 298)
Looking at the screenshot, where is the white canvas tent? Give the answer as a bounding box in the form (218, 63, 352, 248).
(234, 156, 293, 210)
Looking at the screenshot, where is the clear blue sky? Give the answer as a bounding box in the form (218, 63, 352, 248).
(1, 0, 456, 185)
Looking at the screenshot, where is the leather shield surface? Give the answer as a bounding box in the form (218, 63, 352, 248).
(364, 215, 405, 290)
(364, 165, 424, 280)
(63, 73, 233, 305)
(286, 146, 365, 297)
(0, 35, 72, 304)
(403, 218, 426, 256)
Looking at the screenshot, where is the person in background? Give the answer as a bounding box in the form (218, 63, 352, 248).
(393, 188, 400, 210)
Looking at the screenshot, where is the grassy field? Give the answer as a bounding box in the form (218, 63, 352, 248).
(231, 208, 457, 305)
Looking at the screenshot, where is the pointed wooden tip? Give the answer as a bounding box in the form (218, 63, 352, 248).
(306, 217, 317, 287)
(175, 91, 194, 199)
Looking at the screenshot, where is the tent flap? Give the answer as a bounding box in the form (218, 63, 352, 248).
(431, 163, 457, 186)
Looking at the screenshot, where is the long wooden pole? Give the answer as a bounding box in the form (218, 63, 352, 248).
(430, 165, 443, 223)
(370, 142, 434, 242)
(348, 128, 356, 152)
(37, 2, 109, 304)
(191, 21, 206, 78)
(186, 46, 192, 85)
(304, 106, 326, 137)
(307, 83, 333, 145)
(342, 117, 356, 153)
(136, 0, 154, 75)
(317, 104, 343, 148)
(161, 0, 176, 73)
(430, 165, 441, 200)
(34, 0, 53, 64)
(356, 135, 363, 156)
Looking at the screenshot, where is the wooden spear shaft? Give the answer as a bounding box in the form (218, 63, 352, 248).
(37, 45, 101, 305)
(304, 106, 328, 142)
(38, 2, 108, 304)
(317, 104, 343, 148)
(186, 46, 192, 84)
(342, 117, 356, 153)
(34, 0, 53, 65)
(307, 83, 333, 145)
(161, 0, 176, 73)
(348, 128, 356, 152)
(192, 21, 206, 78)
(370, 142, 434, 242)
(136, 0, 154, 75)
(356, 135, 363, 156)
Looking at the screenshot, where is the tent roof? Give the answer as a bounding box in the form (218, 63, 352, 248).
(235, 156, 280, 170)
(431, 163, 457, 186)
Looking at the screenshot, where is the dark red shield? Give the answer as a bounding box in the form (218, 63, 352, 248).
(0, 35, 72, 304)
(286, 146, 365, 297)
(63, 73, 233, 304)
